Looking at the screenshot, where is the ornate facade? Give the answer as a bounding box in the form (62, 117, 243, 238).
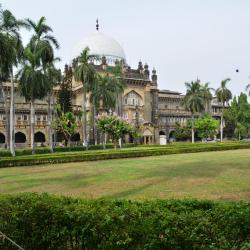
(0, 28, 223, 148)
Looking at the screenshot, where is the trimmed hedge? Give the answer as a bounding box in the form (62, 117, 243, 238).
(0, 193, 250, 249)
(0, 142, 250, 168)
(0, 143, 136, 157)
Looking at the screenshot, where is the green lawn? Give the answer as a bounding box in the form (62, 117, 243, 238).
(0, 149, 250, 201)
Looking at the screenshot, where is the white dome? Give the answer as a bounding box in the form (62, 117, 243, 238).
(72, 32, 126, 62)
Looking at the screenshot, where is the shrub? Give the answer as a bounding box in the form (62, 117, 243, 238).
(0, 142, 250, 168)
(0, 193, 250, 249)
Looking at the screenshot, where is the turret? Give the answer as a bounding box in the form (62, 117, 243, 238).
(144, 63, 149, 79)
(138, 61, 143, 74)
(151, 68, 157, 85)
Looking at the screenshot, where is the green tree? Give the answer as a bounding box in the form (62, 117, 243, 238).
(215, 78, 232, 142)
(106, 63, 126, 115)
(194, 114, 219, 140)
(201, 82, 214, 113)
(96, 114, 136, 149)
(17, 47, 47, 154)
(26, 16, 59, 67)
(45, 61, 61, 152)
(53, 104, 77, 146)
(58, 65, 73, 113)
(182, 80, 204, 143)
(73, 47, 96, 145)
(26, 16, 59, 152)
(0, 8, 27, 156)
(90, 71, 125, 145)
(173, 122, 192, 141)
(224, 93, 250, 140)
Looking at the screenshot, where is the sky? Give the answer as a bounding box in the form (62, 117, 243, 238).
(1, 0, 250, 96)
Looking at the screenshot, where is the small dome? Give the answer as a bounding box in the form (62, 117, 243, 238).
(72, 32, 126, 63)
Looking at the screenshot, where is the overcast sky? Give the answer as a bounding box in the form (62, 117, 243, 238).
(2, 0, 250, 96)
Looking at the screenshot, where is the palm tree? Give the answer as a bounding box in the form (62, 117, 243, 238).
(45, 61, 61, 152)
(90, 73, 125, 146)
(215, 78, 232, 142)
(73, 47, 96, 146)
(182, 80, 204, 143)
(17, 47, 47, 154)
(0, 8, 27, 156)
(26, 17, 59, 151)
(107, 63, 126, 115)
(26, 17, 59, 66)
(201, 82, 214, 113)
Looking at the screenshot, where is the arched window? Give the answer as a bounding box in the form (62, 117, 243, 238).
(34, 132, 46, 142)
(15, 132, 26, 143)
(123, 91, 142, 106)
(0, 133, 5, 143)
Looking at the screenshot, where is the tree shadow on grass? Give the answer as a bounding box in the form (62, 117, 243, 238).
(0, 172, 105, 192)
(138, 160, 238, 181)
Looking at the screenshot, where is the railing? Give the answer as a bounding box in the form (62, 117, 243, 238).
(158, 109, 191, 116)
(0, 231, 24, 250)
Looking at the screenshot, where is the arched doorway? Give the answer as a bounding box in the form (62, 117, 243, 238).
(15, 132, 26, 143)
(159, 131, 166, 135)
(34, 131, 46, 143)
(71, 133, 80, 142)
(169, 130, 176, 142)
(0, 133, 5, 143)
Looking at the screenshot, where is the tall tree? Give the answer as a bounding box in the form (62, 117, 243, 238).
(182, 80, 204, 143)
(107, 63, 126, 115)
(215, 78, 232, 142)
(224, 93, 250, 140)
(53, 104, 77, 146)
(0, 8, 27, 156)
(17, 47, 47, 154)
(26, 16, 59, 66)
(90, 73, 123, 145)
(26, 16, 59, 152)
(58, 65, 73, 113)
(45, 61, 61, 152)
(73, 47, 96, 146)
(201, 82, 213, 113)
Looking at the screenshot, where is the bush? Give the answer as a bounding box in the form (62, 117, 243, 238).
(0, 193, 250, 250)
(0, 142, 250, 168)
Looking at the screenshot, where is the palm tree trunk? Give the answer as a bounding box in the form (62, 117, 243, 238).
(116, 93, 122, 116)
(82, 86, 87, 147)
(93, 104, 97, 145)
(30, 98, 35, 154)
(0, 82, 10, 149)
(9, 72, 15, 156)
(48, 92, 53, 152)
(220, 106, 224, 142)
(191, 114, 194, 144)
(52, 93, 56, 148)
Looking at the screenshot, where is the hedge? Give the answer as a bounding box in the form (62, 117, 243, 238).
(0, 142, 250, 168)
(0, 143, 136, 157)
(0, 193, 250, 249)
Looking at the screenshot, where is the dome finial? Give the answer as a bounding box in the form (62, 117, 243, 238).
(96, 19, 99, 31)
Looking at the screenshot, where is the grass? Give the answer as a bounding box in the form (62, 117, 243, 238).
(0, 149, 250, 201)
